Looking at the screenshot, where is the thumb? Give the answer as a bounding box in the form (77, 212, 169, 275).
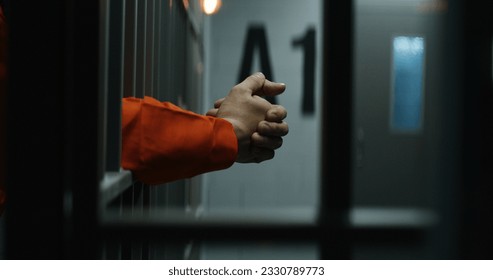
(236, 72, 266, 96)
(244, 73, 286, 97)
(237, 72, 286, 97)
(260, 79, 286, 97)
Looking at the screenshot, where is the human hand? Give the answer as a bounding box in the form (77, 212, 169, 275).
(206, 73, 288, 163)
(208, 99, 288, 163)
(250, 104, 289, 162)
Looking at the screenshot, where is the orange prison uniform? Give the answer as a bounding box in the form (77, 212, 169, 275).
(121, 96, 238, 185)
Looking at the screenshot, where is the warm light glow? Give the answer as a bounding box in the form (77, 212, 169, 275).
(182, 0, 189, 10)
(201, 0, 222, 15)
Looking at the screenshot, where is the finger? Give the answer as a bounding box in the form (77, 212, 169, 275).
(206, 108, 219, 117)
(259, 79, 286, 97)
(235, 72, 266, 96)
(252, 132, 283, 150)
(257, 120, 289, 137)
(213, 98, 225, 108)
(236, 72, 286, 98)
(265, 105, 287, 122)
(252, 147, 275, 163)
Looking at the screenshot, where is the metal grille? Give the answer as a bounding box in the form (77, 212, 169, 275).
(97, 0, 212, 259)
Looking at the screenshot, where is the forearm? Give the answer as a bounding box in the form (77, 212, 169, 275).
(121, 96, 237, 185)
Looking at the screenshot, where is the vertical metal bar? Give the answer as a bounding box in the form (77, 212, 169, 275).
(145, 0, 155, 97)
(319, 0, 354, 259)
(140, 1, 155, 259)
(132, 181, 143, 259)
(424, 0, 464, 259)
(99, 0, 109, 179)
(6, 0, 67, 259)
(153, 0, 162, 99)
(7, 0, 101, 260)
(106, 0, 126, 172)
(121, 186, 133, 259)
(157, 0, 171, 102)
(148, 0, 162, 215)
(459, 0, 493, 259)
(142, 184, 151, 260)
(124, 0, 137, 98)
(67, 0, 102, 259)
(135, 0, 146, 98)
(165, 0, 175, 102)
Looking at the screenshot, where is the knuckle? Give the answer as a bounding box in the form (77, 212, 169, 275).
(258, 121, 289, 136)
(269, 105, 287, 119)
(231, 84, 241, 93)
(258, 121, 272, 133)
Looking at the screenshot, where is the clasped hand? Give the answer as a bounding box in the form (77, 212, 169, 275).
(206, 73, 289, 163)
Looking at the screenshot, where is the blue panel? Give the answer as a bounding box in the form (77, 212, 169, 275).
(391, 36, 425, 132)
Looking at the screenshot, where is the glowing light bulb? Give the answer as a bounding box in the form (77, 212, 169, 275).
(202, 0, 222, 15)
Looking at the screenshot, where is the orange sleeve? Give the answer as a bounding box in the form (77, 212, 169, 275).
(121, 96, 238, 185)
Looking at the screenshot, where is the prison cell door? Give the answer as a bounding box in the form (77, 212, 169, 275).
(351, 0, 462, 259)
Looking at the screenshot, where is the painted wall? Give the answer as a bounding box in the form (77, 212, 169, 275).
(202, 0, 322, 215)
(200, 0, 322, 259)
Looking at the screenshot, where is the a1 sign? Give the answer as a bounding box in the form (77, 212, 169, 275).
(238, 25, 316, 115)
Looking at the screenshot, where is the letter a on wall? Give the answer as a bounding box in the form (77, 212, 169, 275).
(238, 25, 277, 104)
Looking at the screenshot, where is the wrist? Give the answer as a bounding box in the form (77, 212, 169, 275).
(222, 117, 252, 163)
